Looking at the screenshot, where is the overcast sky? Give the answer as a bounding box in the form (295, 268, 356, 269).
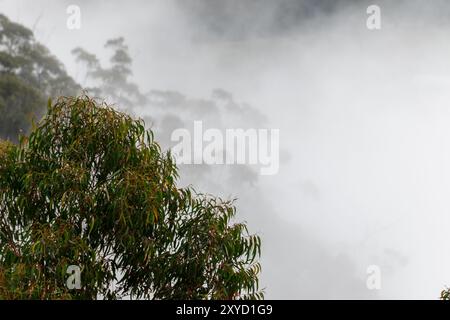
(3, 0, 450, 299)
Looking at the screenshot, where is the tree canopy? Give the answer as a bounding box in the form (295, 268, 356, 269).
(0, 96, 262, 300)
(0, 14, 80, 141)
(72, 37, 146, 110)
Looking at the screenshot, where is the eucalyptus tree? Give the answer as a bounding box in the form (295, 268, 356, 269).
(0, 96, 262, 300)
(72, 37, 146, 110)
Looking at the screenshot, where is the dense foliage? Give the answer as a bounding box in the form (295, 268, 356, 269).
(0, 96, 262, 300)
(0, 14, 80, 141)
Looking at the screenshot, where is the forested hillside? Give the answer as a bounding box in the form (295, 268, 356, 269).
(0, 14, 79, 141)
